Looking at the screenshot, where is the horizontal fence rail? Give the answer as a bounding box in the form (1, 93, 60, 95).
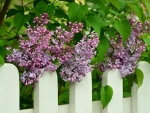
(0, 61, 150, 113)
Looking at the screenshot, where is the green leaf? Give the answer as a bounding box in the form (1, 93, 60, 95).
(5, 39, 17, 46)
(47, 23, 60, 30)
(105, 27, 117, 38)
(97, 36, 109, 62)
(108, 0, 120, 10)
(126, 75, 134, 91)
(92, 90, 99, 101)
(68, 3, 79, 22)
(58, 91, 69, 104)
(128, 4, 146, 23)
(54, 9, 68, 19)
(100, 85, 113, 108)
(6, 9, 18, 18)
(114, 19, 131, 41)
(35, 1, 55, 16)
(14, 13, 30, 32)
(123, 92, 131, 98)
(86, 15, 101, 36)
(96, 89, 100, 100)
(92, 0, 105, 10)
(141, 34, 150, 45)
(118, 0, 125, 9)
(0, 40, 6, 46)
(28, 12, 36, 27)
(24, 6, 31, 11)
(73, 33, 83, 43)
(14, 5, 24, 10)
(47, 5, 55, 17)
(68, 3, 88, 22)
(0, 46, 7, 57)
(0, 55, 5, 65)
(33, 0, 50, 7)
(144, 0, 150, 15)
(20, 96, 33, 104)
(135, 68, 144, 88)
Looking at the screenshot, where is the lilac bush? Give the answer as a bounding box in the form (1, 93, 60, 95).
(7, 13, 99, 85)
(98, 19, 146, 77)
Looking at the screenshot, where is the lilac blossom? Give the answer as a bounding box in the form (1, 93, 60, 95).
(60, 33, 99, 82)
(98, 19, 146, 77)
(48, 22, 84, 64)
(7, 13, 58, 85)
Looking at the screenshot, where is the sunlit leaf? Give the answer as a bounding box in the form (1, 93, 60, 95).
(86, 15, 102, 36)
(141, 33, 150, 45)
(100, 85, 113, 108)
(114, 19, 131, 41)
(135, 68, 144, 88)
(68, 3, 88, 22)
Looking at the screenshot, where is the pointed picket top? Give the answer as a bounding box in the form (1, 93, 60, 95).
(69, 72, 92, 113)
(34, 70, 58, 113)
(102, 69, 123, 113)
(132, 61, 150, 113)
(0, 63, 19, 113)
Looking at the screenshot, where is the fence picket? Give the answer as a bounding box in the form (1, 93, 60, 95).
(123, 98, 131, 113)
(102, 69, 123, 113)
(132, 61, 150, 113)
(0, 64, 19, 113)
(34, 71, 58, 113)
(69, 72, 92, 113)
(1, 62, 150, 113)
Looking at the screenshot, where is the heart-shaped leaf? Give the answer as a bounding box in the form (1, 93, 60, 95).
(100, 85, 113, 108)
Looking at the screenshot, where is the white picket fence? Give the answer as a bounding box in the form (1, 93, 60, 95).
(0, 61, 150, 113)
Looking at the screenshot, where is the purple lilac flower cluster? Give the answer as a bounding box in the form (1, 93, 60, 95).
(7, 13, 99, 85)
(141, 21, 150, 34)
(98, 19, 146, 77)
(49, 22, 84, 64)
(7, 13, 58, 85)
(60, 33, 99, 82)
